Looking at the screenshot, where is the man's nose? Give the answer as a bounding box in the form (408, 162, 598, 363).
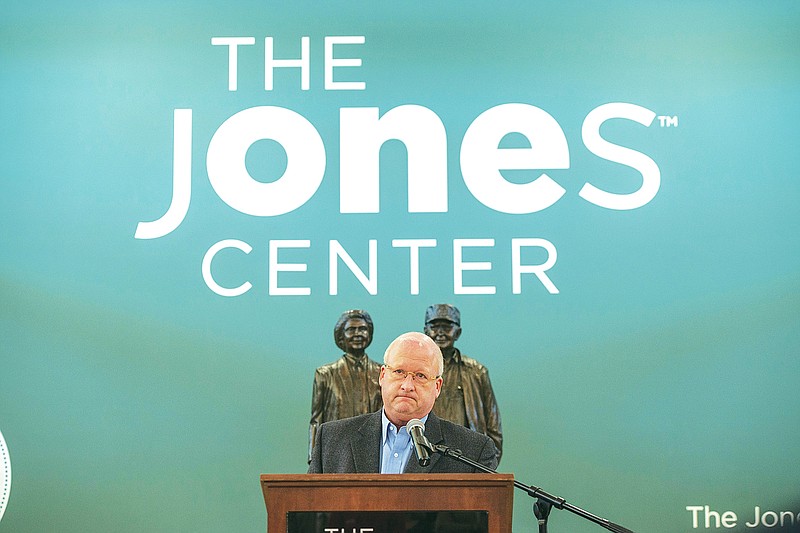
(400, 374, 416, 389)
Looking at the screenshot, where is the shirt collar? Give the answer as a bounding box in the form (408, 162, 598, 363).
(381, 409, 429, 445)
(343, 352, 367, 369)
(444, 347, 462, 364)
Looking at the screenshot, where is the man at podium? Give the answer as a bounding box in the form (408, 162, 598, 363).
(308, 332, 499, 474)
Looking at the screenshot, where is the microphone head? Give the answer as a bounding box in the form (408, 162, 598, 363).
(407, 418, 431, 467)
(407, 418, 424, 431)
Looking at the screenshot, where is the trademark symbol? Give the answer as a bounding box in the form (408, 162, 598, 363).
(658, 115, 678, 128)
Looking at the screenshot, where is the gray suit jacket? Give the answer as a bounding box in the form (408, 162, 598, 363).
(307, 411, 499, 474)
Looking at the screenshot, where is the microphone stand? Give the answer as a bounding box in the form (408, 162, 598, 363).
(427, 443, 636, 533)
(534, 498, 552, 533)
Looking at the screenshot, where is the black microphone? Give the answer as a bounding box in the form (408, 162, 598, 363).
(407, 418, 432, 467)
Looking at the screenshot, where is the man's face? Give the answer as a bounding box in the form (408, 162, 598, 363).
(342, 318, 371, 353)
(380, 339, 443, 427)
(424, 319, 461, 352)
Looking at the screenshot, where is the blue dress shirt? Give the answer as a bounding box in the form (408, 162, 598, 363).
(380, 410, 429, 474)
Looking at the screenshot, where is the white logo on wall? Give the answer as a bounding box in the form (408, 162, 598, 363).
(133, 36, 674, 298)
(0, 429, 9, 522)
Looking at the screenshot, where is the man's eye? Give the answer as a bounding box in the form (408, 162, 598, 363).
(415, 373, 428, 381)
(393, 369, 405, 376)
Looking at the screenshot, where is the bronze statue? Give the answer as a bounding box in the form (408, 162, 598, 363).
(308, 309, 383, 463)
(424, 303, 503, 461)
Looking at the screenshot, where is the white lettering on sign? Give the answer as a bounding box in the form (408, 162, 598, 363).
(136, 102, 661, 240)
(211, 36, 366, 91)
(686, 504, 800, 529)
(200, 238, 558, 297)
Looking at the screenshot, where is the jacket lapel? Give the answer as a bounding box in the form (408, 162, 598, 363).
(352, 412, 382, 473)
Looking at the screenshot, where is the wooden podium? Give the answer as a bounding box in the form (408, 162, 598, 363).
(260, 473, 514, 533)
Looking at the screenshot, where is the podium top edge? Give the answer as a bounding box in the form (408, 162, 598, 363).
(260, 473, 514, 484)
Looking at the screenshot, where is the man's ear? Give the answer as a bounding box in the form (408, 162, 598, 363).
(453, 326, 462, 342)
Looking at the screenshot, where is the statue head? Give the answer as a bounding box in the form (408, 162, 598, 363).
(334, 309, 374, 353)
(424, 303, 462, 354)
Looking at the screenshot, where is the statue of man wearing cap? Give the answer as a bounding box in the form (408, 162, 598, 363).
(308, 309, 383, 463)
(424, 303, 503, 461)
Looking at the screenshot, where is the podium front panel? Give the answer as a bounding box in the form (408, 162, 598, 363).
(261, 473, 513, 533)
(288, 510, 488, 533)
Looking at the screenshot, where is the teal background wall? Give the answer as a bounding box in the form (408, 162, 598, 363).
(1, 2, 798, 532)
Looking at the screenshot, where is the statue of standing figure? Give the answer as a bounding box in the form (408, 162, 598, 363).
(308, 309, 383, 463)
(424, 303, 503, 462)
